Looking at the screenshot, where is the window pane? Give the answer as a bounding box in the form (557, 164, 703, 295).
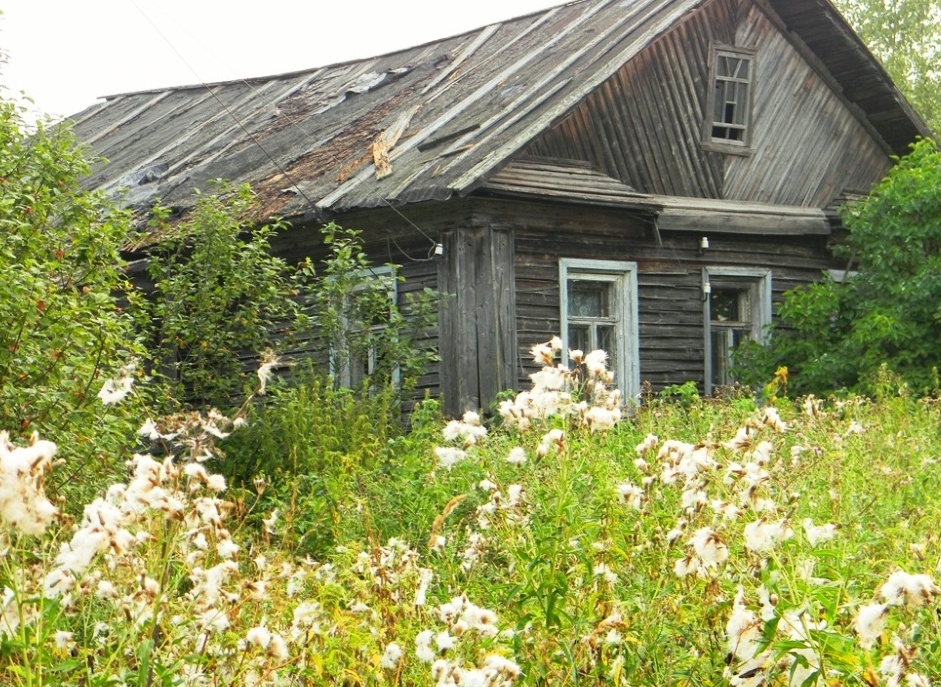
(711, 289, 741, 322)
(569, 280, 610, 317)
(714, 82, 727, 122)
(597, 324, 616, 375)
(568, 324, 590, 353)
(711, 329, 732, 387)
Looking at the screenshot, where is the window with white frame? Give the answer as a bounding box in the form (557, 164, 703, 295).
(703, 267, 771, 393)
(559, 258, 639, 397)
(705, 45, 755, 149)
(330, 265, 398, 389)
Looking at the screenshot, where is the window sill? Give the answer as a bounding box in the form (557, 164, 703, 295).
(702, 140, 754, 157)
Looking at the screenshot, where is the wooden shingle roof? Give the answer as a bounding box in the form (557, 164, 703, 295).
(68, 0, 930, 225)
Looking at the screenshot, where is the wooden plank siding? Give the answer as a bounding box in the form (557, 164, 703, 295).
(476, 198, 834, 396)
(521, 0, 891, 207)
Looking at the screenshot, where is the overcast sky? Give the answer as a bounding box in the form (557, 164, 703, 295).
(0, 0, 564, 122)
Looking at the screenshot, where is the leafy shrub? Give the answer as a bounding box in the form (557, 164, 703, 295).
(745, 139, 941, 396)
(0, 101, 143, 497)
(144, 184, 304, 409)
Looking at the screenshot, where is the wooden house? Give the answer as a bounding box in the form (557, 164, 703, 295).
(67, 0, 932, 414)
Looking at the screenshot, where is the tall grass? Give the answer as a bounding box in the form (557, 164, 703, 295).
(2, 347, 941, 685)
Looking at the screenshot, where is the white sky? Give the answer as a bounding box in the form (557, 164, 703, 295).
(0, 0, 563, 123)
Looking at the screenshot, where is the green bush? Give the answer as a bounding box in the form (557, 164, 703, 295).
(0, 101, 144, 499)
(744, 139, 941, 396)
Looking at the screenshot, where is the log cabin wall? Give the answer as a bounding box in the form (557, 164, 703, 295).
(269, 201, 471, 408)
(522, 0, 892, 205)
(475, 198, 834, 395)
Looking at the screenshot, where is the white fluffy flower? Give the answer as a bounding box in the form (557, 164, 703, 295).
(506, 447, 527, 465)
(802, 519, 837, 547)
(380, 642, 403, 669)
(97, 360, 137, 405)
(853, 603, 887, 649)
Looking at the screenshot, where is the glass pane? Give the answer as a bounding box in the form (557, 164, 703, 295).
(569, 280, 610, 317)
(597, 324, 616, 376)
(711, 329, 732, 387)
(711, 289, 740, 322)
(717, 55, 730, 77)
(568, 324, 590, 353)
(714, 82, 727, 122)
(733, 82, 748, 125)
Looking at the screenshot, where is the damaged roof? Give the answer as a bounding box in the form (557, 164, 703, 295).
(68, 0, 930, 225)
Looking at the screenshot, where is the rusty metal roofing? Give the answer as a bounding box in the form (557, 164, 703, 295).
(68, 0, 930, 225)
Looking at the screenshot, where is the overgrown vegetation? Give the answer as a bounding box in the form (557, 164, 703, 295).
(834, 0, 941, 133)
(0, 100, 143, 500)
(144, 184, 304, 409)
(737, 139, 941, 397)
(4, 342, 941, 686)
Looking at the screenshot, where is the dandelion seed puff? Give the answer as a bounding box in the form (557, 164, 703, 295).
(199, 609, 230, 633)
(585, 406, 620, 432)
(802, 519, 837, 547)
(853, 603, 887, 649)
(761, 407, 787, 432)
(743, 519, 792, 553)
(380, 642, 403, 669)
(436, 630, 457, 651)
(846, 420, 864, 435)
(433, 446, 466, 471)
(217, 538, 239, 559)
(584, 349, 608, 375)
(415, 630, 436, 662)
(246, 625, 272, 649)
(138, 419, 161, 441)
(530, 341, 555, 366)
(616, 482, 644, 510)
(880, 570, 940, 606)
(54, 630, 74, 650)
(415, 567, 433, 606)
(262, 508, 279, 535)
(724, 426, 754, 451)
(268, 633, 289, 661)
(97, 366, 135, 405)
(726, 588, 762, 662)
(256, 353, 280, 395)
(206, 474, 226, 493)
(636, 433, 658, 455)
(690, 528, 729, 568)
(593, 563, 618, 584)
(674, 555, 698, 578)
(506, 447, 527, 465)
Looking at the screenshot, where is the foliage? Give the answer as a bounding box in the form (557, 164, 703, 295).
(144, 207, 438, 410)
(298, 223, 439, 395)
(0, 100, 143, 497)
(834, 0, 941, 133)
(144, 184, 303, 409)
(743, 139, 941, 396)
(6, 346, 941, 685)
(220, 367, 406, 556)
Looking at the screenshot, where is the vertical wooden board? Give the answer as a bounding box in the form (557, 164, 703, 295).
(457, 228, 482, 412)
(437, 230, 460, 415)
(474, 227, 499, 408)
(494, 228, 518, 394)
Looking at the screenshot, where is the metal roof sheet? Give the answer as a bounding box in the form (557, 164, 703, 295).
(68, 0, 930, 226)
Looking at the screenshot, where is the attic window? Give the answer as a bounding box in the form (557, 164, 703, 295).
(705, 46, 755, 150)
